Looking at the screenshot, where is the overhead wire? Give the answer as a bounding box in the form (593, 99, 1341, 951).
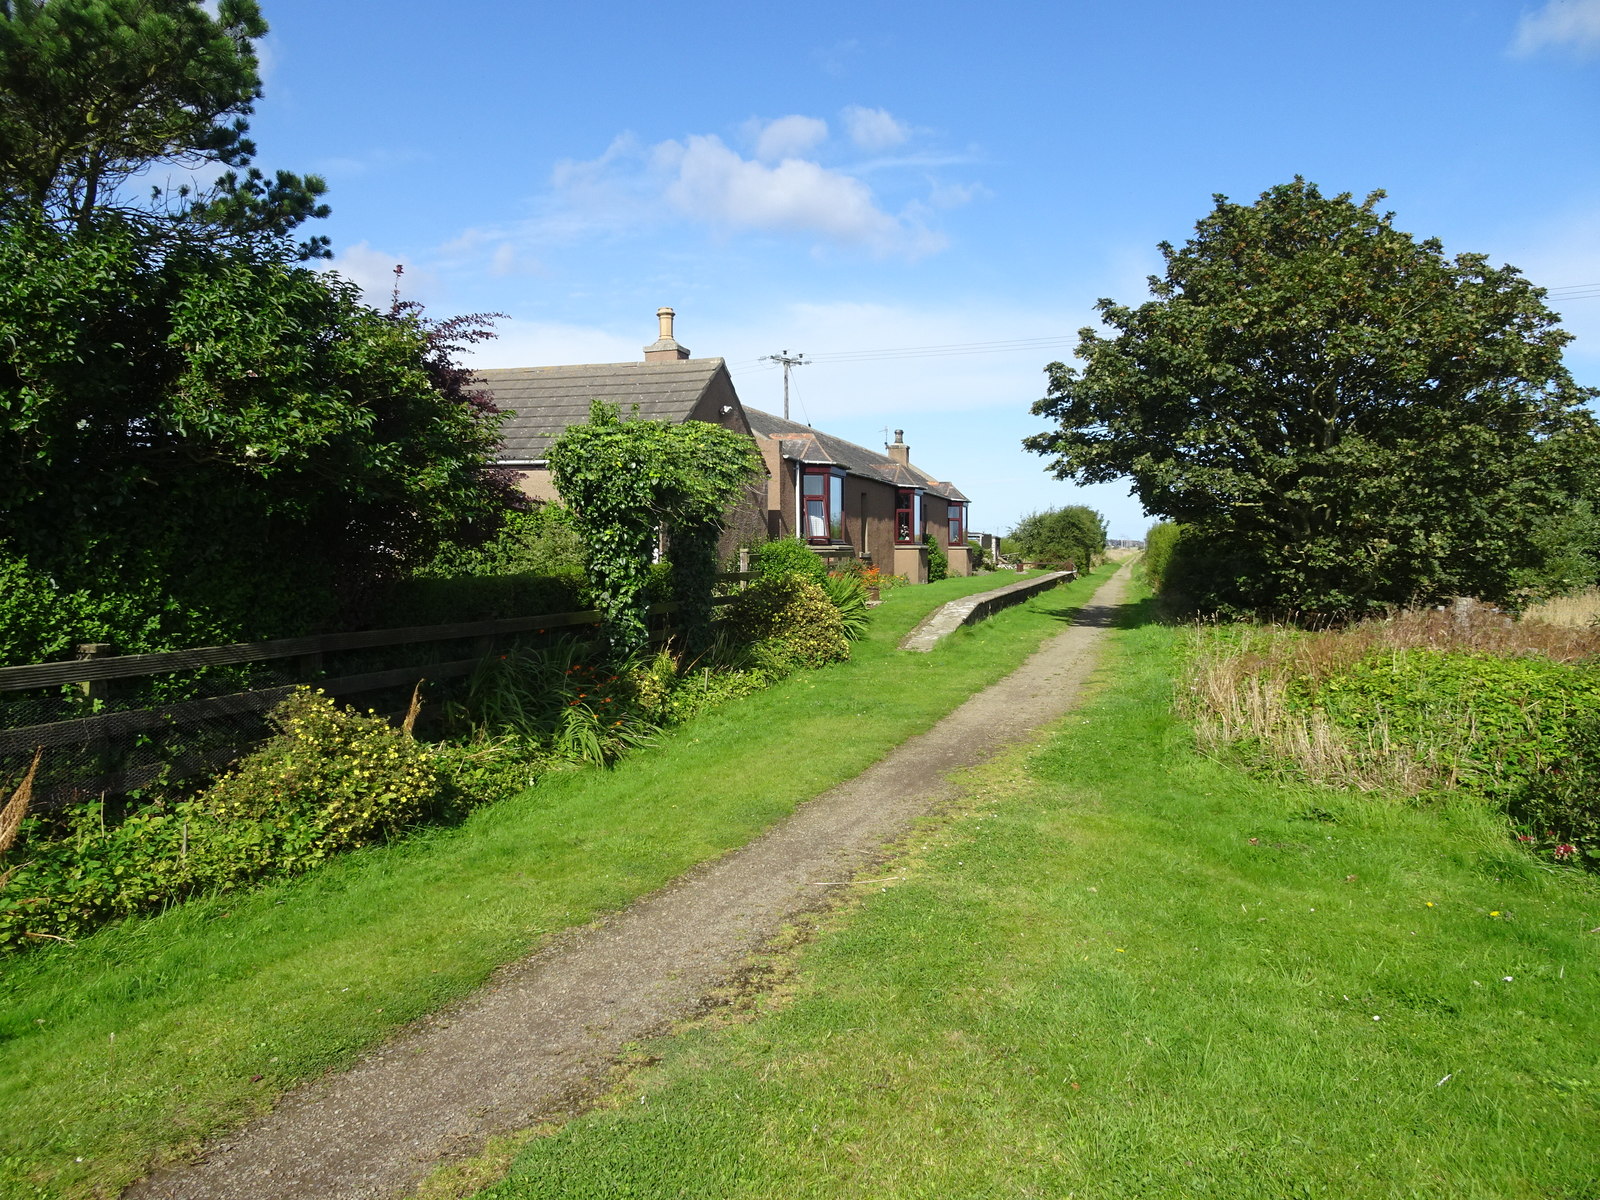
(727, 283, 1600, 373)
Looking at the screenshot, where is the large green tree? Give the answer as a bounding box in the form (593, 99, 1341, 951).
(1006, 506, 1106, 570)
(0, 217, 516, 661)
(1026, 179, 1599, 616)
(0, 0, 329, 257)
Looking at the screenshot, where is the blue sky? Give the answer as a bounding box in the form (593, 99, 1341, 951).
(245, 0, 1599, 539)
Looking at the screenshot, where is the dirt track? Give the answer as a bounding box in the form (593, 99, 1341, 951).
(126, 566, 1131, 1200)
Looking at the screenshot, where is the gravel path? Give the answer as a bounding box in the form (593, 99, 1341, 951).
(126, 567, 1131, 1200)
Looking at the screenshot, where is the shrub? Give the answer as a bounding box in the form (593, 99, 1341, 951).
(1144, 522, 1183, 592)
(727, 576, 849, 674)
(444, 639, 661, 767)
(819, 573, 871, 641)
(1509, 717, 1600, 870)
(204, 689, 446, 854)
(0, 689, 450, 952)
(924, 534, 949, 582)
(748, 537, 828, 585)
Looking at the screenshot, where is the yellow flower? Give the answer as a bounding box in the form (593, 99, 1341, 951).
(1490, 911, 1501, 917)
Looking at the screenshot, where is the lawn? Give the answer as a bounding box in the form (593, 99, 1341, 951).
(0, 565, 1115, 1200)
(469, 583, 1600, 1200)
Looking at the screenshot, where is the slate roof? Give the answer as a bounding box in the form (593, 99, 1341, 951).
(745, 407, 969, 502)
(475, 359, 729, 462)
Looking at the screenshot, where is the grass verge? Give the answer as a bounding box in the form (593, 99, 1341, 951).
(468, 584, 1600, 1200)
(0, 565, 1114, 1200)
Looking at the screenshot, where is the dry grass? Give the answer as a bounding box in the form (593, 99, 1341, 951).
(1524, 585, 1600, 630)
(1182, 601, 1600, 798)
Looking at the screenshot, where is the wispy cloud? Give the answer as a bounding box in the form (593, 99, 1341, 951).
(322, 241, 441, 307)
(841, 105, 909, 151)
(1512, 0, 1600, 56)
(814, 37, 861, 76)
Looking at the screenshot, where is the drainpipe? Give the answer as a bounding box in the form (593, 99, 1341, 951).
(792, 462, 801, 540)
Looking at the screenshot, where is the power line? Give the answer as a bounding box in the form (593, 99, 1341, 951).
(759, 349, 808, 420)
(729, 281, 1600, 376)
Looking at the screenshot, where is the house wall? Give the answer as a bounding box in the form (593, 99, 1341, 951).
(513, 468, 561, 504)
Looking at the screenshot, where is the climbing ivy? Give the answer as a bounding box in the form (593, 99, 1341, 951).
(548, 402, 763, 655)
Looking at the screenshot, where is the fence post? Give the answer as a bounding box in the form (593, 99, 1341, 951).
(738, 547, 749, 586)
(75, 643, 112, 704)
(76, 642, 114, 780)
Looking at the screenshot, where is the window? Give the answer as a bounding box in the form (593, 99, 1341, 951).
(948, 503, 965, 547)
(895, 488, 922, 545)
(803, 467, 845, 544)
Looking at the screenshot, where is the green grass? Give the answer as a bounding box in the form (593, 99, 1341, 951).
(472, 586, 1600, 1200)
(0, 566, 1115, 1200)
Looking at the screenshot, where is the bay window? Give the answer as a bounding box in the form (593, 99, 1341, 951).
(802, 466, 845, 544)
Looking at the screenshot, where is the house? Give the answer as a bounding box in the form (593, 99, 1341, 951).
(745, 409, 971, 582)
(473, 308, 973, 581)
(474, 308, 769, 549)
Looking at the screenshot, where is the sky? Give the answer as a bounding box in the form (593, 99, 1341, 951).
(242, 0, 1600, 540)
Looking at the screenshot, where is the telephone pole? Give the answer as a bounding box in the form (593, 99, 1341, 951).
(761, 349, 808, 420)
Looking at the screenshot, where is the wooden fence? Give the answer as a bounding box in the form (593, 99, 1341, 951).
(0, 579, 751, 809)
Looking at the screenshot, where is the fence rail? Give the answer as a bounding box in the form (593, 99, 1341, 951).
(1, 576, 754, 810)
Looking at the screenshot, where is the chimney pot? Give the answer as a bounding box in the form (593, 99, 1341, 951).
(644, 306, 691, 362)
(886, 428, 910, 465)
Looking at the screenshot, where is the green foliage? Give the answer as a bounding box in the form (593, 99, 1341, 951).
(0, 0, 330, 258)
(1142, 521, 1183, 592)
(0, 689, 447, 951)
(924, 533, 949, 582)
(1291, 650, 1600, 805)
(1007, 506, 1106, 570)
(748, 536, 829, 584)
(445, 639, 660, 767)
(727, 575, 850, 675)
(0, 218, 514, 659)
(1026, 178, 1600, 619)
(384, 505, 591, 625)
(549, 402, 762, 657)
(204, 689, 445, 848)
(424, 504, 587, 580)
(1509, 718, 1600, 869)
(818, 573, 871, 641)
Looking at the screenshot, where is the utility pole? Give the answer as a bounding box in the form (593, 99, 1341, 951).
(761, 349, 808, 420)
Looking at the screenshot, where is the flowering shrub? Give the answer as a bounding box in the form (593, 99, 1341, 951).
(727, 575, 849, 674)
(0, 689, 451, 952)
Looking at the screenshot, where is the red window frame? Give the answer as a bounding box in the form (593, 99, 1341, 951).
(802, 467, 844, 544)
(895, 488, 922, 545)
(948, 502, 965, 547)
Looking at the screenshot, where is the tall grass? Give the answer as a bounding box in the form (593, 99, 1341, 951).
(1184, 601, 1600, 800)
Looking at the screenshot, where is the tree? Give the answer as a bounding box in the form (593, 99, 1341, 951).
(0, 217, 517, 660)
(1007, 506, 1106, 571)
(1025, 179, 1600, 617)
(0, 0, 330, 258)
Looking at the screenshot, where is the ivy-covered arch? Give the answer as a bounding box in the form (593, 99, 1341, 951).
(548, 401, 763, 655)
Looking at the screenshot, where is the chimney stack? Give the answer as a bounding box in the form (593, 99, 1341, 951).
(886, 428, 909, 465)
(643, 306, 691, 362)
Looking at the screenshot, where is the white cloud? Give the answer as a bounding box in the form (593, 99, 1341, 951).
(468, 319, 642, 370)
(321, 241, 440, 307)
(842, 105, 909, 151)
(747, 115, 829, 162)
(1512, 0, 1600, 56)
(655, 134, 939, 257)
